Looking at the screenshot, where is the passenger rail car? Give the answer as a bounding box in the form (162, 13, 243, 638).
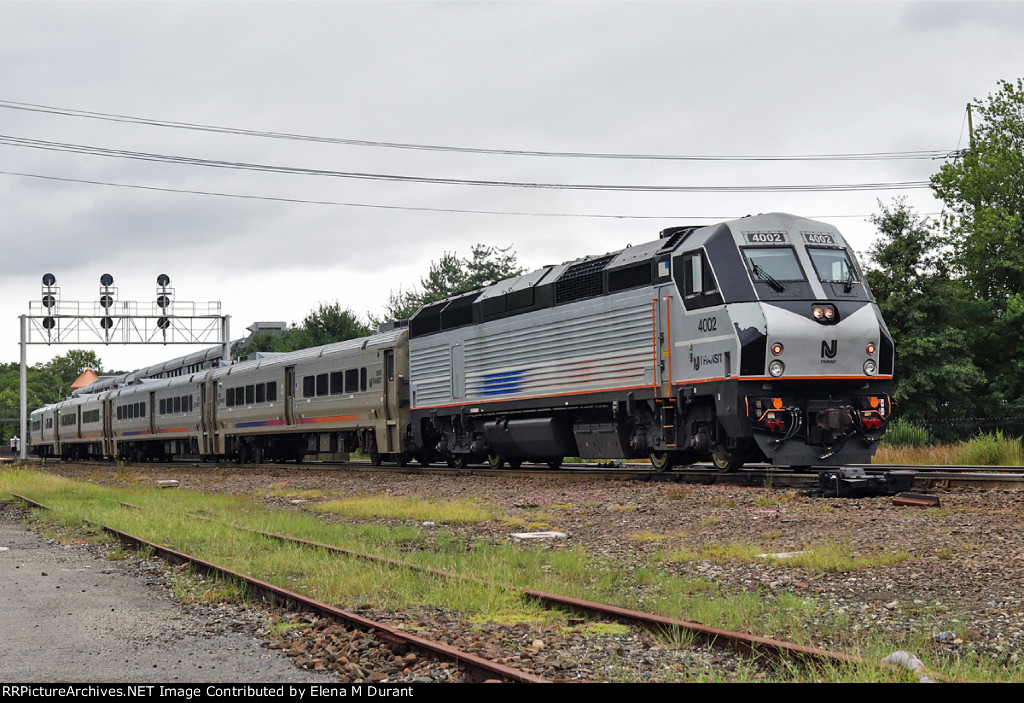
(30, 330, 411, 465)
(29, 213, 892, 471)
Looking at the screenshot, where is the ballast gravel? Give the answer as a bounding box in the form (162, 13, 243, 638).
(8, 461, 1024, 681)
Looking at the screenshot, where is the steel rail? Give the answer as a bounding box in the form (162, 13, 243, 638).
(207, 520, 879, 671)
(8, 493, 549, 684)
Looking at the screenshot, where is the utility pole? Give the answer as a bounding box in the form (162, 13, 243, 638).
(967, 103, 975, 151)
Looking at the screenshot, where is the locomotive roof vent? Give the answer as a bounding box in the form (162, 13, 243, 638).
(554, 254, 616, 304)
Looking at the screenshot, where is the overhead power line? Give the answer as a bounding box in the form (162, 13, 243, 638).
(0, 134, 933, 193)
(0, 98, 957, 162)
(0, 169, 937, 220)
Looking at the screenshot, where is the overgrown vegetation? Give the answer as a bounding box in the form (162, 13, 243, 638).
(2, 467, 1019, 682)
(877, 427, 1024, 466)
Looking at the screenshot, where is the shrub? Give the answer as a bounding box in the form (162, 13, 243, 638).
(952, 430, 1024, 466)
(881, 417, 933, 448)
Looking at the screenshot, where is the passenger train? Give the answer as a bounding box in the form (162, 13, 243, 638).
(30, 213, 893, 471)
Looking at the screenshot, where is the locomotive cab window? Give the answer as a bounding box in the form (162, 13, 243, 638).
(808, 247, 857, 283)
(674, 250, 723, 310)
(742, 247, 805, 281)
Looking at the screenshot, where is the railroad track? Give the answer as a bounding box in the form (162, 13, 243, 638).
(7, 490, 949, 682)
(14, 455, 1024, 490)
(9, 492, 546, 684)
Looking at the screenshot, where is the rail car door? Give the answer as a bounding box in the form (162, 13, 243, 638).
(284, 367, 296, 426)
(102, 397, 113, 457)
(382, 350, 398, 453)
(77, 406, 82, 440)
(200, 381, 211, 455)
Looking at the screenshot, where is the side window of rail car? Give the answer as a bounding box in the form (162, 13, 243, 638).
(303, 375, 315, 398)
(226, 388, 235, 407)
(267, 381, 277, 402)
(674, 250, 723, 310)
(345, 369, 359, 393)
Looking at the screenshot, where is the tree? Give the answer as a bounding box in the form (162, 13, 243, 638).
(43, 350, 103, 392)
(232, 303, 371, 359)
(931, 78, 1024, 413)
(374, 244, 525, 324)
(865, 199, 986, 418)
(301, 302, 372, 347)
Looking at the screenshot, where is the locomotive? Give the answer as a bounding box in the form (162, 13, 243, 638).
(30, 213, 892, 471)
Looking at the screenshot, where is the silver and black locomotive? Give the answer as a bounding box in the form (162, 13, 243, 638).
(31, 213, 892, 470)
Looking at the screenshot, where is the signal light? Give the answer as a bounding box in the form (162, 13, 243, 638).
(866, 343, 876, 355)
(771, 343, 784, 355)
(772, 397, 783, 409)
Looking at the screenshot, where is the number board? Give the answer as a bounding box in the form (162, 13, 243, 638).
(743, 231, 788, 244)
(801, 231, 838, 246)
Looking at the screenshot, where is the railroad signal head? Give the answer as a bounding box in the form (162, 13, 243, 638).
(42, 273, 56, 287)
(100, 316, 113, 329)
(157, 274, 170, 288)
(42, 294, 56, 309)
(100, 273, 114, 288)
(157, 295, 171, 309)
(157, 317, 170, 330)
(42, 317, 55, 330)
(100, 294, 114, 309)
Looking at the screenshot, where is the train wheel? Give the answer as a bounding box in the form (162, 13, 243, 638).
(417, 454, 432, 467)
(397, 453, 410, 467)
(650, 451, 675, 472)
(711, 449, 743, 473)
(547, 457, 563, 469)
(487, 454, 505, 470)
(508, 458, 523, 470)
(446, 454, 467, 469)
(370, 451, 382, 466)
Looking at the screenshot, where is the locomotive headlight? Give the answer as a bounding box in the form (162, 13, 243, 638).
(824, 306, 835, 320)
(812, 306, 824, 319)
(771, 342, 784, 355)
(863, 359, 877, 376)
(769, 360, 785, 377)
(866, 343, 876, 355)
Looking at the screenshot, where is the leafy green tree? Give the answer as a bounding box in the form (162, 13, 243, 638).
(374, 244, 525, 324)
(0, 361, 64, 442)
(301, 302, 372, 347)
(865, 199, 986, 418)
(932, 78, 1024, 413)
(233, 303, 371, 358)
(43, 349, 103, 394)
(932, 78, 1024, 303)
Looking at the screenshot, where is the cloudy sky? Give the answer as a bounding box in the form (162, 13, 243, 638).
(2, 0, 1022, 373)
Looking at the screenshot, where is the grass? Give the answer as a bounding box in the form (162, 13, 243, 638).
(0, 466, 1015, 682)
(876, 426, 1023, 466)
(662, 540, 911, 573)
(311, 494, 495, 523)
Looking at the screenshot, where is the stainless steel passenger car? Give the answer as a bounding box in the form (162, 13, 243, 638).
(407, 213, 893, 470)
(30, 329, 411, 465)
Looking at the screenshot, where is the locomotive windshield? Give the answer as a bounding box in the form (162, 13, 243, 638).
(808, 247, 857, 283)
(742, 247, 806, 282)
